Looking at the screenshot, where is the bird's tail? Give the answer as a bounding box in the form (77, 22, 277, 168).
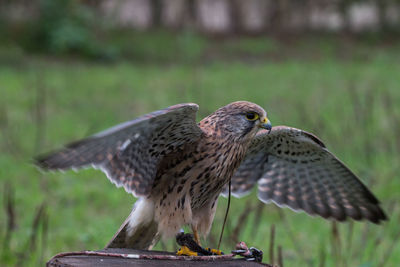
(106, 198, 160, 249)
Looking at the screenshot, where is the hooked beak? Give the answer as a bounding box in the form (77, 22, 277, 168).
(259, 117, 272, 133)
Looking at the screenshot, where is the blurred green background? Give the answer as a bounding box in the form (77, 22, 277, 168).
(1, 0, 400, 266)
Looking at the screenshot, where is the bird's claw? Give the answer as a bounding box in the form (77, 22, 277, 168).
(205, 248, 224, 255)
(176, 232, 224, 256)
(176, 245, 198, 256)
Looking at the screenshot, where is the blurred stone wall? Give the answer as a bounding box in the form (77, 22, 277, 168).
(1, 0, 400, 34)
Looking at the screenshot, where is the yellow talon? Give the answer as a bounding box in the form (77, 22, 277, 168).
(176, 245, 198, 256)
(206, 248, 223, 255)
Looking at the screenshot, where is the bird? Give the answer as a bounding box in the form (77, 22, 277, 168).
(35, 101, 387, 254)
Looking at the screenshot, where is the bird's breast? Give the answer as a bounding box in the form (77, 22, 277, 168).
(151, 137, 248, 211)
(187, 140, 248, 209)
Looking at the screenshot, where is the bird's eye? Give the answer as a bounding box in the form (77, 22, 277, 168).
(245, 112, 259, 121)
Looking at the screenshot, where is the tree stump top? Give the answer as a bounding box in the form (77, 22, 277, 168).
(47, 248, 273, 267)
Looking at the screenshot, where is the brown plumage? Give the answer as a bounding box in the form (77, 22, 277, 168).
(35, 101, 387, 250)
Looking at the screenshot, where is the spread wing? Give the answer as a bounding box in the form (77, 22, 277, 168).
(225, 126, 387, 224)
(35, 103, 203, 197)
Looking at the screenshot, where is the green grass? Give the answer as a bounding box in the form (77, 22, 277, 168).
(1, 37, 400, 267)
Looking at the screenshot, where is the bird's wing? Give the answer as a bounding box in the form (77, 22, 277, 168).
(35, 103, 203, 197)
(224, 126, 387, 223)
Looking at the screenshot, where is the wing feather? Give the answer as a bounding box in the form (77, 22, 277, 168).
(227, 126, 387, 224)
(35, 103, 203, 197)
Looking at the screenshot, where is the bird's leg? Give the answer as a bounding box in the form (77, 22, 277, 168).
(176, 232, 207, 256)
(192, 225, 223, 256)
(192, 225, 201, 245)
(175, 231, 223, 256)
(176, 226, 203, 256)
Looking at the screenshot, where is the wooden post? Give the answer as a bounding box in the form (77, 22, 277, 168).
(47, 248, 273, 267)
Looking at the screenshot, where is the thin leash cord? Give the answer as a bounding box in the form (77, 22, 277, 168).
(217, 178, 231, 250)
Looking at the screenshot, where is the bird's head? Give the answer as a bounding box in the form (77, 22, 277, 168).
(203, 101, 271, 141)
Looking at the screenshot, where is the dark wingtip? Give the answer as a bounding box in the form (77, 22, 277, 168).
(350, 204, 388, 225)
(33, 148, 73, 171)
(328, 207, 388, 225)
(33, 152, 54, 170)
(32, 138, 93, 171)
(375, 208, 389, 223)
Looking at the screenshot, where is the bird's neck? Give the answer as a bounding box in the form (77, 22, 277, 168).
(198, 117, 252, 173)
(199, 115, 252, 143)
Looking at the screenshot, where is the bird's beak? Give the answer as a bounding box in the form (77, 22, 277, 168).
(259, 117, 272, 133)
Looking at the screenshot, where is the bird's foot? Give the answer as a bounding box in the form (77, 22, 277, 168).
(175, 232, 224, 256)
(205, 248, 223, 255)
(176, 245, 199, 256)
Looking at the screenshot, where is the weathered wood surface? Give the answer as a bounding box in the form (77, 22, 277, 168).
(47, 248, 273, 267)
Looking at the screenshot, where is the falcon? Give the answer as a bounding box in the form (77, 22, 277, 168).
(35, 101, 387, 254)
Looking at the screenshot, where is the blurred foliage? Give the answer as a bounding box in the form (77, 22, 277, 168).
(107, 29, 207, 63)
(0, 0, 210, 62)
(1, 0, 400, 62)
(33, 0, 95, 53)
(1, 0, 117, 60)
